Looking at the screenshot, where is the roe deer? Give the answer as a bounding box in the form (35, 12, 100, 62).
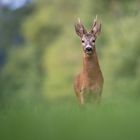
(74, 17, 104, 104)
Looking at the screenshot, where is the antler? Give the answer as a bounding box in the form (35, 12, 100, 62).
(93, 15, 98, 28)
(77, 17, 81, 24)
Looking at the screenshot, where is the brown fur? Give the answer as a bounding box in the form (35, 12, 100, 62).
(74, 46, 103, 104)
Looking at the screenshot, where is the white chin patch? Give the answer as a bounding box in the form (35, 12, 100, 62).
(85, 50, 93, 55)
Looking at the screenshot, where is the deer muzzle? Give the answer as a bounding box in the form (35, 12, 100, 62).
(85, 45, 93, 54)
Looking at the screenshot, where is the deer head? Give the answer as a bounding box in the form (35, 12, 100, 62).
(75, 17, 101, 55)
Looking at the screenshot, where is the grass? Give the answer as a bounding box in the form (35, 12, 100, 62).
(0, 95, 140, 140)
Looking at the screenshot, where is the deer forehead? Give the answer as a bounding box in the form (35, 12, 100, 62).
(82, 34, 95, 42)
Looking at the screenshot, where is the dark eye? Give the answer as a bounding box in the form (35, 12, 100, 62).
(92, 40, 95, 43)
(82, 40, 85, 43)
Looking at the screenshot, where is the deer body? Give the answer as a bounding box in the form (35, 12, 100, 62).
(74, 17, 104, 104)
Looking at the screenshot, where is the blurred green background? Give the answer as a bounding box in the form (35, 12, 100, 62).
(0, 0, 140, 140)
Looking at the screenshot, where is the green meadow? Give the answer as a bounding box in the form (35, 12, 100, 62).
(0, 0, 140, 140)
(0, 98, 140, 140)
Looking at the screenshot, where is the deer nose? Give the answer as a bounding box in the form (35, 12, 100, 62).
(86, 47, 92, 52)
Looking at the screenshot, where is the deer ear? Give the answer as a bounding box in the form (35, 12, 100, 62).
(91, 20, 101, 37)
(75, 18, 87, 37)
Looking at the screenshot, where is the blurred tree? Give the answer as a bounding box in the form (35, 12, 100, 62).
(0, 5, 33, 48)
(0, 3, 37, 103)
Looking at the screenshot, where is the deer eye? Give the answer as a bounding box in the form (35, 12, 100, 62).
(82, 40, 85, 43)
(92, 40, 95, 43)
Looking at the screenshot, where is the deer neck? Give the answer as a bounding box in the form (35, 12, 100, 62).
(82, 48, 101, 80)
